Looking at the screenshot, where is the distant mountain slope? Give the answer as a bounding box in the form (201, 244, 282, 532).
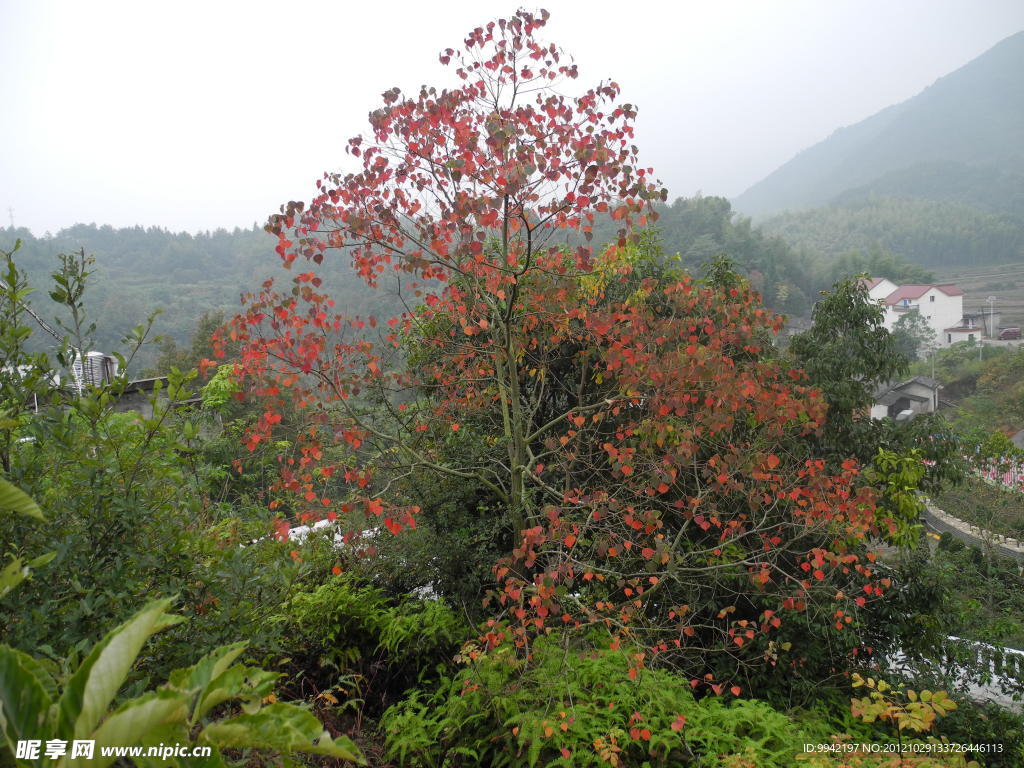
(0, 224, 398, 373)
(733, 31, 1024, 218)
(833, 161, 1024, 218)
(761, 196, 1024, 268)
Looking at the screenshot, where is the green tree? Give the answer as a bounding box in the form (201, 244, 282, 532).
(892, 309, 937, 361)
(789, 276, 965, 492)
(146, 310, 234, 376)
(789, 276, 908, 462)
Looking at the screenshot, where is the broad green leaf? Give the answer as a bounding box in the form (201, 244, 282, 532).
(57, 598, 183, 740)
(200, 702, 365, 763)
(168, 642, 256, 724)
(192, 664, 278, 723)
(2, 551, 57, 598)
(0, 645, 54, 748)
(78, 690, 191, 768)
(0, 558, 28, 598)
(168, 641, 247, 693)
(28, 551, 57, 569)
(0, 479, 43, 520)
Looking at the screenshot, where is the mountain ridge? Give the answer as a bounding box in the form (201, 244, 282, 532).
(733, 30, 1024, 217)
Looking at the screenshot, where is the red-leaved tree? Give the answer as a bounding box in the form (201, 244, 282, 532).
(222, 9, 895, 689)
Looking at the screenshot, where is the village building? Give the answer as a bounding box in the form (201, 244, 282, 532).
(863, 278, 965, 349)
(870, 376, 942, 421)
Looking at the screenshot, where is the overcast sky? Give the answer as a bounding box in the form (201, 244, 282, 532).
(2, 0, 1023, 236)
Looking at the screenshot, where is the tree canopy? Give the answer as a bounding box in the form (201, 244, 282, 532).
(216, 10, 924, 697)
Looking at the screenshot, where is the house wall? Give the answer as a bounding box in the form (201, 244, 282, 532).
(882, 289, 963, 349)
(945, 328, 979, 346)
(899, 381, 939, 411)
(868, 278, 898, 302)
(925, 290, 963, 346)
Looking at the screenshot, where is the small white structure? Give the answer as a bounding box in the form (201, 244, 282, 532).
(71, 350, 119, 392)
(863, 278, 964, 349)
(870, 376, 941, 420)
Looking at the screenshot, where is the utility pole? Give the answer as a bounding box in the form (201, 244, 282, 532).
(7, 207, 13, 230)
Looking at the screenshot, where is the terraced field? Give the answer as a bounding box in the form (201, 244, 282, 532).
(934, 262, 1024, 330)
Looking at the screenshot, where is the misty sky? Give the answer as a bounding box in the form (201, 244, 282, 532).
(2, 0, 1023, 236)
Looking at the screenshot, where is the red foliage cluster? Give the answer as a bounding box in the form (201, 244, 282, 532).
(219, 9, 894, 683)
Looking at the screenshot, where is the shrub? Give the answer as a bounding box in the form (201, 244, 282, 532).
(382, 635, 801, 768)
(277, 573, 471, 716)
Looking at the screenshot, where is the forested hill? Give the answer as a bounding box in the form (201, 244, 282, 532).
(733, 30, 1024, 219)
(760, 196, 1024, 268)
(0, 224, 396, 373)
(2, 202, 938, 374)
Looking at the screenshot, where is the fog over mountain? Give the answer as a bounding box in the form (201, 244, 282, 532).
(734, 31, 1024, 219)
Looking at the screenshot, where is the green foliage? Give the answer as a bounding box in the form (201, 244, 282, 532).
(789, 275, 908, 461)
(931, 475, 1024, 540)
(0, 224, 404, 374)
(0, 243, 325, 682)
(866, 449, 926, 547)
(146, 310, 229, 377)
(0, 598, 364, 766)
(892, 310, 938, 361)
(914, 344, 1024, 434)
(835, 161, 1024, 218)
(279, 573, 471, 716)
(928, 699, 1024, 768)
(0, 479, 53, 599)
(930, 534, 1024, 649)
(762, 197, 1024, 269)
(383, 636, 800, 768)
(200, 363, 241, 411)
(826, 245, 936, 286)
(631, 196, 819, 316)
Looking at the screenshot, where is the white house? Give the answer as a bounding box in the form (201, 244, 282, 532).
(864, 277, 899, 303)
(863, 279, 964, 349)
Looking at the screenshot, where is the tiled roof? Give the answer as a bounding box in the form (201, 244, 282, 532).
(884, 284, 964, 304)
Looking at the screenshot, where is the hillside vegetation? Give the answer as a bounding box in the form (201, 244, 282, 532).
(6, 10, 1024, 766)
(0, 224, 406, 372)
(761, 196, 1024, 269)
(4, 197, 945, 376)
